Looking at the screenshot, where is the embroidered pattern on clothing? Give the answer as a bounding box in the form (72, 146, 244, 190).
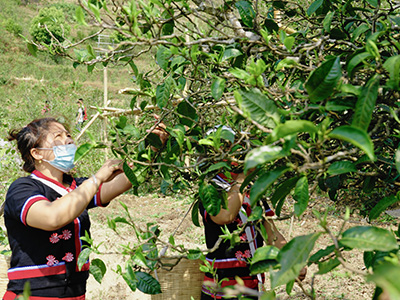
(49, 233, 60, 244)
(61, 229, 72, 240)
(235, 250, 252, 261)
(63, 252, 74, 262)
(46, 255, 59, 266)
(49, 230, 72, 244)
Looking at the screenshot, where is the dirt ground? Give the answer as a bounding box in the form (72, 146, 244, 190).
(85, 194, 397, 300)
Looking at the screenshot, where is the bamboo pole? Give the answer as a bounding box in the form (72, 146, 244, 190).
(103, 66, 109, 158)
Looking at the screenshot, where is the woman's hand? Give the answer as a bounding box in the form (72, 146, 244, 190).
(147, 114, 169, 151)
(95, 159, 124, 184)
(297, 266, 307, 282)
(233, 172, 246, 185)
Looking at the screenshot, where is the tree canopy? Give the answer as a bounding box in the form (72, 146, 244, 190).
(27, 0, 400, 298)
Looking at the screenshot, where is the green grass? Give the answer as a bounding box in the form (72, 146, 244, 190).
(0, 0, 141, 182)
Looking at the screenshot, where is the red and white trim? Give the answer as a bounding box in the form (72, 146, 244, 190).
(30, 170, 76, 197)
(205, 257, 248, 269)
(20, 195, 50, 226)
(3, 290, 85, 300)
(8, 262, 67, 281)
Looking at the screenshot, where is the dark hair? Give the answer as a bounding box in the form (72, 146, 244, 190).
(8, 118, 59, 173)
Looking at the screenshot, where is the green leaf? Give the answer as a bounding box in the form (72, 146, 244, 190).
(271, 233, 321, 288)
(316, 257, 341, 275)
(250, 246, 280, 274)
(369, 196, 399, 221)
(87, 64, 95, 73)
(177, 101, 197, 127)
(366, 39, 380, 61)
(270, 176, 300, 208)
(235, 1, 255, 27)
(88, 2, 101, 22)
(123, 162, 138, 187)
(340, 226, 398, 251)
(308, 245, 335, 264)
(136, 271, 161, 294)
(250, 167, 289, 206)
(221, 48, 242, 62)
(156, 76, 173, 109)
(146, 132, 163, 149)
(283, 36, 295, 52)
(74, 143, 94, 163)
(275, 57, 299, 71)
(211, 77, 226, 101)
(365, 0, 378, 7)
(77, 247, 91, 271)
(187, 249, 203, 260)
(305, 56, 342, 102)
(235, 88, 280, 127)
(131, 250, 151, 270)
(199, 183, 222, 216)
(286, 280, 295, 295)
(156, 46, 170, 70)
(327, 161, 357, 175)
(27, 43, 38, 57)
(328, 125, 376, 161)
(161, 9, 174, 36)
(76, 6, 87, 25)
(367, 262, 400, 299)
(347, 52, 374, 78)
(260, 291, 276, 300)
(351, 24, 370, 42)
(270, 120, 318, 141)
(86, 44, 96, 60)
(323, 11, 335, 33)
(204, 161, 231, 174)
(229, 68, 250, 80)
(192, 200, 200, 227)
(352, 74, 380, 130)
(307, 0, 323, 16)
(89, 258, 107, 284)
(114, 216, 130, 225)
(122, 264, 137, 292)
(244, 145, 287, 170)
(383, 55, 400, 90)
(293, 176, 309, 217)
(340, 83, 362, 96)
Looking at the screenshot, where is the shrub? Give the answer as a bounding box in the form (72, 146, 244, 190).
(4, 18, 22, 36)
(29, 6, 70, 45)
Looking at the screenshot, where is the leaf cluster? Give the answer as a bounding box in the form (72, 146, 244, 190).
(30, 0, 400, 298)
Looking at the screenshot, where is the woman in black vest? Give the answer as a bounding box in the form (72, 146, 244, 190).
(3, 117, 132, 300)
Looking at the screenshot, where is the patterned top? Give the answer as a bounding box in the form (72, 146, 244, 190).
(4, 170, 106, 297)
(199, 171, 274, 299)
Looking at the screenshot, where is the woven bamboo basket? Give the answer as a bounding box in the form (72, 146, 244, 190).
(151, 258, 204, 300)
(0, 255, 10, 297)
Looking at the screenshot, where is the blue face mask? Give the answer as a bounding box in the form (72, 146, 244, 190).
(39, 144, 77, 173)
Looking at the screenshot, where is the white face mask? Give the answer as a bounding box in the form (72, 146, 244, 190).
(38, 144, 77, 173)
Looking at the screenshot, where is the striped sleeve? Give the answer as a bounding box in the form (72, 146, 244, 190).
(5, 178, 50, 227)
(20, 195, 50, 226)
